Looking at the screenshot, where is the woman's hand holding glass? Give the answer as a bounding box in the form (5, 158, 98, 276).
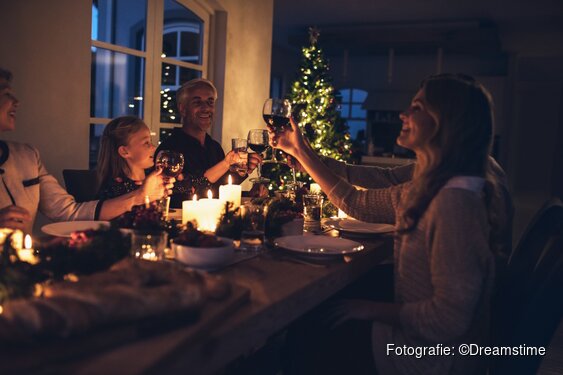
(267, 116, 308, 162)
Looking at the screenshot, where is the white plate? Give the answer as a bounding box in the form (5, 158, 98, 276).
(325, 218, 395, 234)
(41, 221, 110, 237)
(274, 235, 364, 256)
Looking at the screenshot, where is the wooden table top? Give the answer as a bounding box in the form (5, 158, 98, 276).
(25, 233, 394, 374)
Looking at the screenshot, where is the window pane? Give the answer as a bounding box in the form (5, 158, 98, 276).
(340, 104, 350, 117)
(89, 123, 106, 169)
(347, 120, 366, 140)
(340, 89, 350, 102)
(352, 89, 368, 103)
(162, 32, 178, 57)
(91, 48, 145, 118)
(351, 104, 366, 119)
(92, 0, 147, 51)
(160, 65, 202, 123)
(159, 127, 175, 145)
(163, 0, 203, 65)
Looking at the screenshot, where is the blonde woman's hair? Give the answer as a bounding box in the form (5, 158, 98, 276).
(401, 74, 494, 232)
(96, 116, 148, 192)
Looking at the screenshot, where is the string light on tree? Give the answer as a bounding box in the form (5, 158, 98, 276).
(263, 27, 352, 190)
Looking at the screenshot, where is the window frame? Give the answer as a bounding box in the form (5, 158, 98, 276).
(89, 0, 211, 142)
(339, 88, 368, 139)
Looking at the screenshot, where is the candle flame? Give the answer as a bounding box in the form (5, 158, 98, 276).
(193, 194, 197, 201)
(228, 174, 232, 185)
(144, 195, 150, 208)
(207, 190, 212, 199)
(24, 234, 32, 250)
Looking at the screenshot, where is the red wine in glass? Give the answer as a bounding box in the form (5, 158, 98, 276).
(248, 143, 268, 153)
(262, 114, 290, 132)
(155, 150, 184, 178)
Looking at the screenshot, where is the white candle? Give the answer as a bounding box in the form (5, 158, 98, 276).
(19, 234, 38, 264)
(310, 183, 322, 195)
(198, 190, 224, 232)
(337, 209, 348, 219)
(219, 175, 242, 210)
(182, 194, 199, 225)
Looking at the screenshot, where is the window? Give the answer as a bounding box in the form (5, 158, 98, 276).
(89, 0, 210, 167)
(338, 88, 367, 140)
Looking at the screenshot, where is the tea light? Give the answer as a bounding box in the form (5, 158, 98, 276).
(310, 183, 322, 195)
(19, 235, 38, 264)
(198, 190, 224, 232)
(182, 194, 200, 225)
(219, 175, 242, 210)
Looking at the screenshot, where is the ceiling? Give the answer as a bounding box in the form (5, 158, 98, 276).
(273, 0, 563, 56)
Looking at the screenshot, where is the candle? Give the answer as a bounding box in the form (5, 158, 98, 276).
(182, 194, 200, 225)
(219, 175, 242, 210)
(197, 190, 224, 232)
(19, 234, 38, 264)
(337, 209, 348, 219)
(310, 183, 322, 195)
(144, 195, 150, 208)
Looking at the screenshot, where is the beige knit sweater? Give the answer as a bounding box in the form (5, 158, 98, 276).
(327, 177, 495, 375)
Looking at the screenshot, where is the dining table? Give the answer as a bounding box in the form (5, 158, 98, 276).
(2, 224, 394, 375)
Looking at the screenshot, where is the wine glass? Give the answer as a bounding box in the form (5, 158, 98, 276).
(262, 98, 291, 164)
(247, 129, 270, 183)
(155, 150, 185, 180)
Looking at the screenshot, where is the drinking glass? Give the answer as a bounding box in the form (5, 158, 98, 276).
(229, 138, 248, 176)
(262, 98, 291, 164)
(240, 201, 266, 252)
(155, 150, 184, 180)
(303, 194, 323, 233)
(131, 231, 168, 261)
(247, 129, 270, 183)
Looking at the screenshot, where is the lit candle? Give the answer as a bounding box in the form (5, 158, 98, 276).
(182, 194, 199, 225)
(219, 175, 242, 210)
(198, 190, 224, 232)
(310, 183, 322, 195)
(337, 209, 348, 219)
(18, 234, 38, 264)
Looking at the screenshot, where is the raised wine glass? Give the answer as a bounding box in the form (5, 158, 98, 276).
(262, 98, 291, 164)
(247, 129, 270, 183)
(155, 150, 185, 180)
(154, 150, 184, 218)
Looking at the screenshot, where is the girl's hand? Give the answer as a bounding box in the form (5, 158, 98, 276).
(141, 169, 174, 201)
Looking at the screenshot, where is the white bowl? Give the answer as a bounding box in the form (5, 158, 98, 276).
(172, 237, 235, 269)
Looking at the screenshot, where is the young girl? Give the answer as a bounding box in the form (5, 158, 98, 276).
(97, 116, 163, 200)
(274, 74, 499, 375)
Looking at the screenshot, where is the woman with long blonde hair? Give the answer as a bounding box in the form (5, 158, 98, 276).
(275, 74, 498, 375)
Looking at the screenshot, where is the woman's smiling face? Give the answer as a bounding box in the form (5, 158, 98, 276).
(397, 89, 439, 153)
(0, 80, 18, 132)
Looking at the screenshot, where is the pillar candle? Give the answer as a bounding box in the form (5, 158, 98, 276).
(198, 190, 224, 232)
(219, 175, 242, 210)
(182, 194, 199, 225)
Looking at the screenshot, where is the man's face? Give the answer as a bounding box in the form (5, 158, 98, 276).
(179, 86, 216, 132)
(0, 80, 18, 132)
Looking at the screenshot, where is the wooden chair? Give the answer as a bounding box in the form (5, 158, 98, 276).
(492, 197, 563, 374)
(62, 169, 99, 203)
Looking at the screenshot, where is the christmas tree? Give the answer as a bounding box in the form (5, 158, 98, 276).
(262, 27, 353, 191)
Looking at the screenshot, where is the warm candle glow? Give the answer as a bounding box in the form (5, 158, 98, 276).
(24, 234, 32, 249)
(207, 190, 213, 199)
(144, 195, 150, 208)
(193, 194, 197, 201)
(219, 175, 242, 210)
(228, 174, 233, 185)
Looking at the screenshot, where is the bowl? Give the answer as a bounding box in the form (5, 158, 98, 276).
(172, 237, 235, 269)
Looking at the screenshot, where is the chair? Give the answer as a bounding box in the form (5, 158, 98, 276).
(62, 169, 99, 202)
(491, 197, 563, 374)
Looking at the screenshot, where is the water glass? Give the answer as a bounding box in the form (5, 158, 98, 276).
(303, 194, 323, 233)
(230, 138, 248, 176)
(131, 231, 168, 261)
(240, 201, 266, 252)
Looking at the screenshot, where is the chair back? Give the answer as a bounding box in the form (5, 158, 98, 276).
(492, 197, 563, 374)
(62, 169, 99, 203)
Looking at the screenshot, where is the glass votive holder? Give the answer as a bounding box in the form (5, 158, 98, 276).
(131, 231, 168, 261)
(239, 201, 266, 252)
(303, 194, 323, 233)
